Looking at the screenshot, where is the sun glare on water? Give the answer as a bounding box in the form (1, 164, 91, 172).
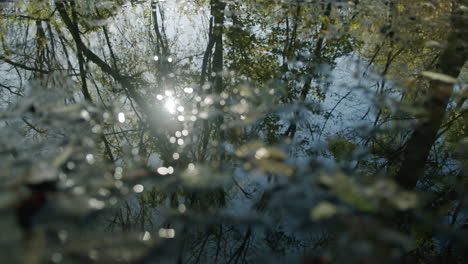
(164, 97, 177, 114)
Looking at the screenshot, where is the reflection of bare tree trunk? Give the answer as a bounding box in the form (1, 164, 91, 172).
(69, 1, 114, 162)
(284, 3, 331, 139)
(199, 0, 226, 158)
(211, 0, 225, 94)
(396, 2, 468, 189)
(184, 5, 228, 253)
(211, 0, 227, 145)
(200, 17, 214, 86)
(151, 0, 168, 57)
(151, 0, 171, 84)
(32, 0, 48, 78)
(200, 0, 226, 92)
(227, 227, 252, 264)
(55, 0, 173, 162)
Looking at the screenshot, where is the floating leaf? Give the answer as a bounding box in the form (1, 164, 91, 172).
(52, 147, 74, 168)
(421, 71, 458, 83)
(311, 202, 338, 221)
(258, 159, 294, 176)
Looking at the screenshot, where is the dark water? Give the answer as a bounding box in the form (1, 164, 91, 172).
(0, 0, 467, 263)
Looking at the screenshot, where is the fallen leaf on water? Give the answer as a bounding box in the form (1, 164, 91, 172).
(421, 71, 457, 83)
(311, 202, 338, 221)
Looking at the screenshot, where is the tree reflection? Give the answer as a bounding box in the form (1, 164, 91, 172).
(0, 0, 467, 263)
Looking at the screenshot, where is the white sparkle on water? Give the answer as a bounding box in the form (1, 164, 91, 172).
(159, 228, 175, 238)
(204, 97, 214, 105)
(114, 167, 123, 179)
(88, 198, 105, 210)
(188, 163, 195, 170)
(199, 112, 208, 119)
(133, 184, 144, 193)
(80, 110, 90, 120)
(142, 231, 151, 241)
(184, 87, 193, 94)
(86, 154, 95, 164)
(178, 204, 186, 213)
(164, 98, 177, 114)
(157, 167, 169, 175)
(118, 112, 126, 123)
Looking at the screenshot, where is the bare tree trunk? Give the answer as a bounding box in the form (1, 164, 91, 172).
(199, 0, 226, 158)
(396, 1, 468, 189)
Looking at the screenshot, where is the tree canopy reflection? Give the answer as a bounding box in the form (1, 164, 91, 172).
(0, 0, 467, 263)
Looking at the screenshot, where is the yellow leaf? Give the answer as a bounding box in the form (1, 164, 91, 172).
(421, 71, 458, 83)
(311, 202, 337, 221)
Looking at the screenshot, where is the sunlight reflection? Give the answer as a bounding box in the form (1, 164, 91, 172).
(183, 87, 193, 94)
(118, 112, 126, 123)
(164, 97, 177, 114)
(159, 228, 175, 238)
(133, 184, 144, 193)
(157, 166, 174, 175)
(157, 167, 169, 175)
(178, 204, 186, 213)
(142, 231, 151, 241)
